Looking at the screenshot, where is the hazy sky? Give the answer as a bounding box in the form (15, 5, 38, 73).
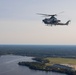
(0, 0, 76, 45)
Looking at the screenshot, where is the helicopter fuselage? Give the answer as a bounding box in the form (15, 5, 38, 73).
(42, 17, 60, 25)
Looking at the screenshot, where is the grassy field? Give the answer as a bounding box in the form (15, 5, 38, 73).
(45, 57, 76, 65)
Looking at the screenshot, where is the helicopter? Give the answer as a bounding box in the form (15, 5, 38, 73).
(37, 13, 70, 26)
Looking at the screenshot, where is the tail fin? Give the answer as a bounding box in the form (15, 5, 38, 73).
(65, 20, 71, 25)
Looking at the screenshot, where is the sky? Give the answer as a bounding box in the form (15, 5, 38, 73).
(0, 0, 76, 45)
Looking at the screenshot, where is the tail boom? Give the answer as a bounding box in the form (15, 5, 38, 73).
(56, 20, 71, 25)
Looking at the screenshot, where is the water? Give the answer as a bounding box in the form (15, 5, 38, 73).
(0, 55, 67, 75)
(0, 45, 76, 75)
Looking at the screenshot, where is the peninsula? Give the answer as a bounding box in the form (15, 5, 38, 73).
(18, 57, 76, 75)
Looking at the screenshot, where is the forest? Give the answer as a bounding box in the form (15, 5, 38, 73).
(0, 45, 76, 58)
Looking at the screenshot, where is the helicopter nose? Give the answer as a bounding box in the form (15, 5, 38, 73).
(42, 20, 45, 22)
(42, 19, 47, 24)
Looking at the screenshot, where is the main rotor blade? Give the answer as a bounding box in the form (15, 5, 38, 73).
(37, 11, 64, 17)
(37, 13, 57, 16)
(57, 11, 64, 15)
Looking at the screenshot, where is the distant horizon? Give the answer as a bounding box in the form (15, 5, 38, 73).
(0, 44, 76, 46)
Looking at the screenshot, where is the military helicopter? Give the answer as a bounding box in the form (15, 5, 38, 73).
(37, 13, 70, 26)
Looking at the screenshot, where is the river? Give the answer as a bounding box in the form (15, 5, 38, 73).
(0, 55, 67, 75)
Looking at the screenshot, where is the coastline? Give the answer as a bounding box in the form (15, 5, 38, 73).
(18, 57, 76, 75)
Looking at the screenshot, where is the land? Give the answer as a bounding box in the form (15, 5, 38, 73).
(1, 45, 76, 75)
(1, 45, 76, 58)
(18, 57, 76, 75)
(45, 57, 76, 65)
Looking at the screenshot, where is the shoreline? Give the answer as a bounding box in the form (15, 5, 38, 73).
(18, 57, 76, 75)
